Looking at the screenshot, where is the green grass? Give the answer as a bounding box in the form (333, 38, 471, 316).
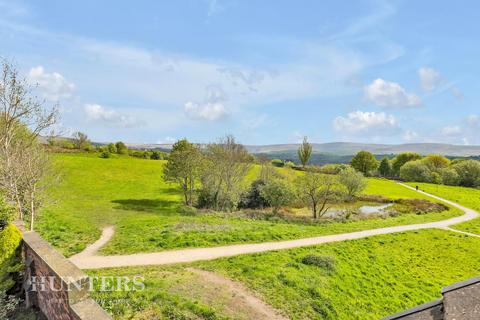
(406, 182, 480, 235)
(37, 154, 460, 257)
(89, 229, 480, 319)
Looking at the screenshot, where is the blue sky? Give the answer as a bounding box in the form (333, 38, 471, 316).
(1, 0, 479, 145)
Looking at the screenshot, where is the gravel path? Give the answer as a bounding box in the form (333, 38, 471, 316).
(69, 183, 479, 269)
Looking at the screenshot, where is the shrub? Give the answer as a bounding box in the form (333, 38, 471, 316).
(399, 160, 433, 183)
(239, 179, 269, 209)
(0, 224, 22, 292)
(301, 255, 336, 272)
(391, 152, 422, 176)
(99, 151, 111, 159)
(453, 160, 480, 187)
(271, 159, 284, 167)
(441, 168, 460, 186)
(0, 198, 16, 229)
(150, 151, 162, 160)
(260, 179, 295, 214)
(319, 164, 348, 175)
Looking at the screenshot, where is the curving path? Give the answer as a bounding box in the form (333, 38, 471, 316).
(69, 183, 479, 269)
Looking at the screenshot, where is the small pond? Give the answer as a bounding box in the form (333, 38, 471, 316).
(325, 203, 394, 218)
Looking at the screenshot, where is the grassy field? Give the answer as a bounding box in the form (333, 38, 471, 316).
(89, 229, 480, 319)
(37, 153, 460, 257)
(406, 182, 480, 235)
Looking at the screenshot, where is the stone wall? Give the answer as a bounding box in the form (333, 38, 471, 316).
(17, 222, 111, 320)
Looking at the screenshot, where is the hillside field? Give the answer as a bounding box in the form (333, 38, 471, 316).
(37, 154, 460, 256)
(38, 153, 460, 257)
(89, 229, 480, 319)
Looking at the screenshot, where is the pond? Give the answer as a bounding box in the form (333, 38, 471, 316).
(325, 203, 394, 218)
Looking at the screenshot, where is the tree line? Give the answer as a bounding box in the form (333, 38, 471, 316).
(164, 136, 367, 218)
(349, 150, 480, 187)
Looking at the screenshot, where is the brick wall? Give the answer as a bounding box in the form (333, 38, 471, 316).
(16, 222, 111, 320)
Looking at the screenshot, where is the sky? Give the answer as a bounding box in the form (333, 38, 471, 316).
(1, 0, 479, 145)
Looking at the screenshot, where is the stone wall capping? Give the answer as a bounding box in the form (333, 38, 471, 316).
(381, 299, 443, 320)
(441, 276, 480, 294)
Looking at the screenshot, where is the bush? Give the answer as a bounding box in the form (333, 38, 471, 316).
(399, 160, 433, 183)
(301, 255, 336, 272)
(453, 160, 480, 187)
(260, 179, 295, 214)
(0, 224, 22, 292)
(115, 141, 128, 154)
(441, 168, 460, 186)
(0, 198, 15, 229)
(99, 151, 111, 159)
(271, 159, 284, 167)
(319, 164, 348, 175)
(239, 179, 269, 209)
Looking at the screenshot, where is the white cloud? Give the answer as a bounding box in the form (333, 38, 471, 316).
(441, 125, 462, 136)
(418, 67, 442, 91)
(156, 137, 176, 144)
(184, 101, 228, 121)
(333, 111, 400, 136)
(364, 78, 421, 108)
(84, 104, 143, 127)
(403, 130, 418, 142)
(28, 66, 75, 101)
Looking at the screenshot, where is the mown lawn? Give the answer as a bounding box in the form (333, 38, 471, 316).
(406, 182, 480, 235)
(37, 153, 460, 257)
(89, 229, 480, 319)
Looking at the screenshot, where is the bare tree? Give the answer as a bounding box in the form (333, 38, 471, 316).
(71, 131, 90, 150)
(200, 135, 252, 211)
(0, 60, 58, 226)
(295, 171, 339, 219)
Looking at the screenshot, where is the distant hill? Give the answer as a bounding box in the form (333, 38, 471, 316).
(127, 142, 480, 157)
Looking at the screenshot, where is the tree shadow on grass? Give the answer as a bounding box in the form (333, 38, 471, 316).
(112, 199, 180, 215)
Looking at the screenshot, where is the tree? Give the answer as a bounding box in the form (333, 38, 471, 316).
(298, 136, 312, 167)
(115, 141, 128, 154)
(350, 151, 378, 175)
(441, 168, 460, 186)
(295, 172, 339, 219)
(260, 179, 294, 214)
(453, 160, 480, 187)
(163, 139, 202, 206)
(423, 154, 450, 173)
(107, 143, 117, 153)
(378, 157, 392, 177)
(0, 60, 57, 226)
(391, 152, 421, 176)
(71, 131, 90, 150)
(338, 167, 367, 199)
(200, 135, 252, 211)
(399, 160, 433, 183)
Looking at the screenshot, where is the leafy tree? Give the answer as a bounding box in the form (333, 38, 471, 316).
(378, 157, 392, 177)
(72, 132, 90, 150)
(298, 136, 312, 167)
(441, 168, 460, 186)
(453, 160, 480, 187)
(338, 167, 367, 199)
(150, 151, 162, 160)
(115, 141, 128, 154)
(107, 143, 117, 153)
(164, 139, 202, 206)
(350, 151, 378, 175)
(99, 151, 111, 159)
(423, 154, 450, 172)
(0, 197, 15, 229)
(399, 160, 433, 183)
(199, 135, 251, 211)
(295, 172, 340, 219)
(391, 152, 421, 176)
(260, 179, 294, 214)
